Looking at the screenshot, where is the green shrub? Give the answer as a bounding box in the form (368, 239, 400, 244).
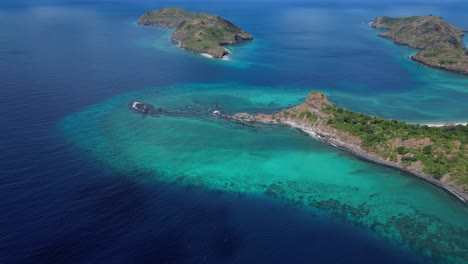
(423, 145, 432, 155)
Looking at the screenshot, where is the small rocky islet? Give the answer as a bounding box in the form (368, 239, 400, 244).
(138, 7, 253, 58)
(371, 15, 468, 76)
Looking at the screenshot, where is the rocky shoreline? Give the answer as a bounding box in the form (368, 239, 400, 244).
(411, 55, 468, 76)
(289, 121, 468, 204)
(378, 32, 468, 76)
(228, 92, 468, 205)
(371, 15, 468, 76)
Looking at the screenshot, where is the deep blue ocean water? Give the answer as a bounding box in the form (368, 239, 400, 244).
(1, 0, 468, 263)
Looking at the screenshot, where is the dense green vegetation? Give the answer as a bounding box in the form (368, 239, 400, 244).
(176, 17, 250, 57)
(138, 8, 202, 27)
(373, 15, 468, 75)
(377, 16, 420, 28)
(324, 104, 468, 185)
(138, 8, 253, 58)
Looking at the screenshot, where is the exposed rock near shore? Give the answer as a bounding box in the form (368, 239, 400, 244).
(371, 15, 468, 76)
(230, 92, 468, 204)
(138, 7, 253, 58)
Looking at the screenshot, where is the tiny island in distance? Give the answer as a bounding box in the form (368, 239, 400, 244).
(138, 7, 253, 58)
(371, 15, 468, 76)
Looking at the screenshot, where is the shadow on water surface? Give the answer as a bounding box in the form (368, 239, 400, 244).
(16, 170, 245, 264)
(8, 161, 439, 264)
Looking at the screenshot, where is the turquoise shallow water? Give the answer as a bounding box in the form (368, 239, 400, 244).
(134, 23, 271, 70)
(63, 83, 468, 263)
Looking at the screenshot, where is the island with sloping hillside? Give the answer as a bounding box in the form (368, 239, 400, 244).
(138, 7, 253, 58)
(371, 15, 468, 75)
(230, 91, 468, 203)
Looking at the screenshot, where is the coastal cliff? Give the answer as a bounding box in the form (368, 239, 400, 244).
(371, 15, 468, 76)
(231, 92, 468, 203)
(138, 8, 253, 58)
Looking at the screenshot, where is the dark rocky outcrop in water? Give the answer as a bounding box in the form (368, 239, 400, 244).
(129, 101, 229, 119)
(128, 102, 154, 114)
(129, 102, 159, 114)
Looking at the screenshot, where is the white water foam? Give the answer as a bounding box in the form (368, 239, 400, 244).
(200, 53, 214, 59)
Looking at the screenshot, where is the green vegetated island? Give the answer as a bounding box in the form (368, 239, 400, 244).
(231, 92, 468, 203)
(371, 15, 468, 75)
(138, 7, 253, 58)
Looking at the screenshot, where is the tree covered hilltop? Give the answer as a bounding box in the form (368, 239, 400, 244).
(231, 92, 468, 203)
(138, 7, 253, 58)
(371, 15, 468, 76)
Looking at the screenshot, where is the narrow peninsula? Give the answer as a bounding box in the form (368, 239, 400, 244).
(138, 7, 253, 58)
(230, 92, 468, 203)
(371, 15, 468, 75)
